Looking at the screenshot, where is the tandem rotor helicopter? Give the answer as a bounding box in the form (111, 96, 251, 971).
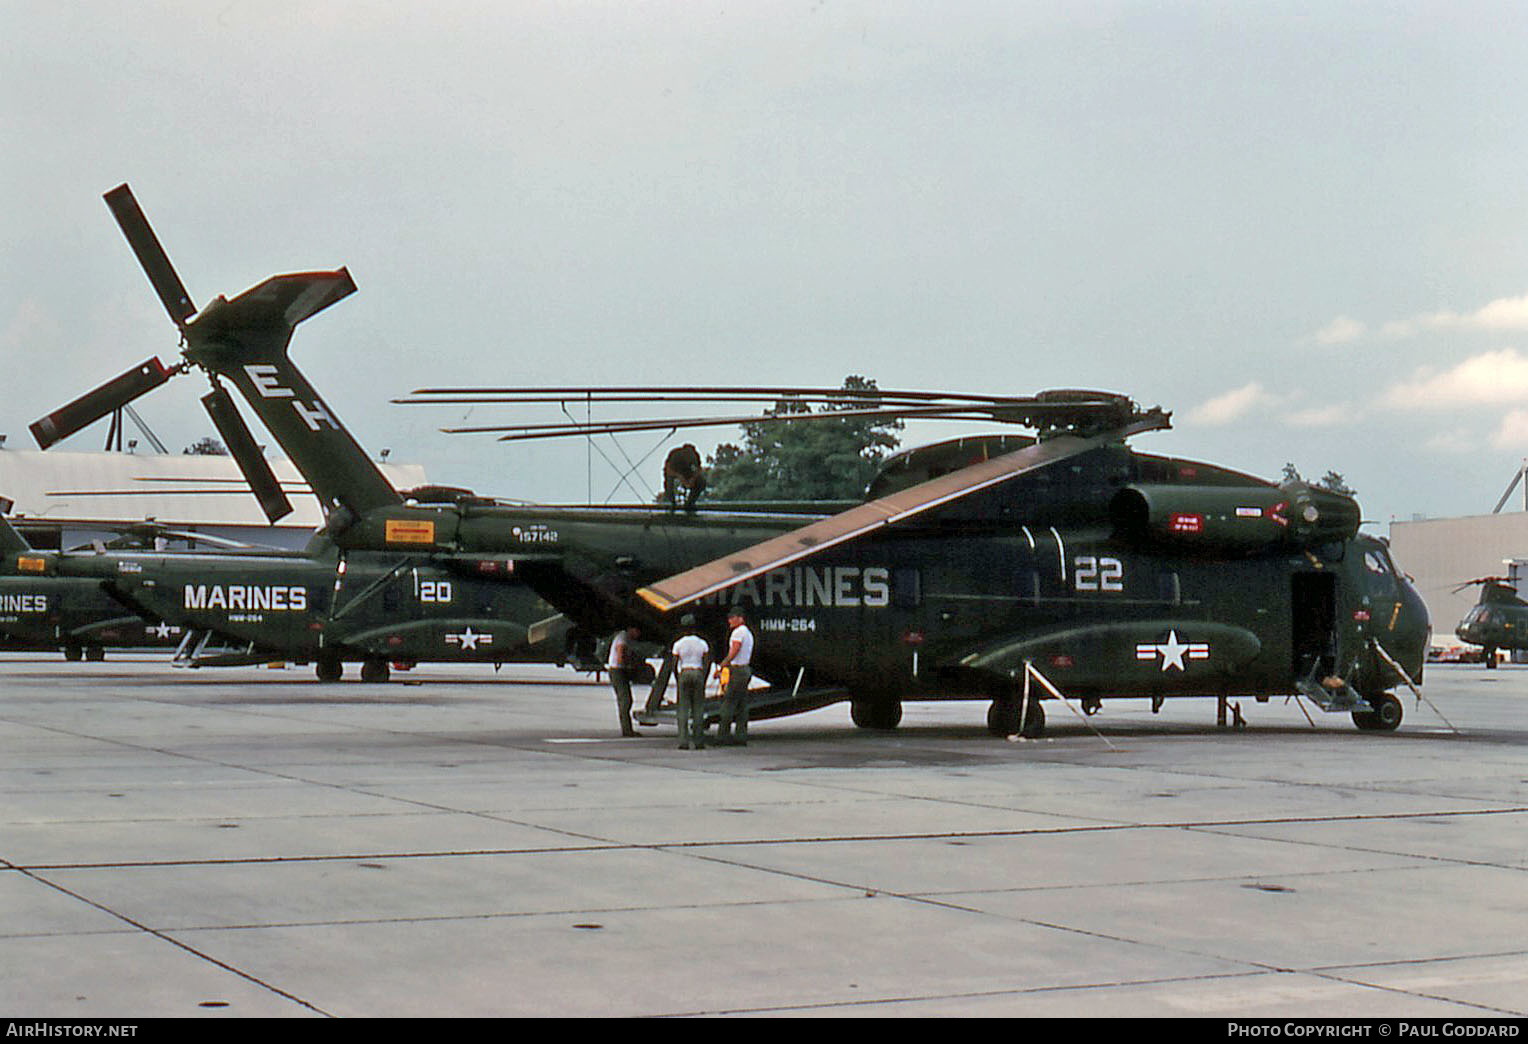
(1453, 576, 1528, 667)
(26, 184, 1432, 735)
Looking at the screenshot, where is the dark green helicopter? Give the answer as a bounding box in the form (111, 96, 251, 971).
(1, 509, 577, 681)
(1454, 577, 1528, 667)
(0, 520, 188, 659)
(32, 184, 1431, 733)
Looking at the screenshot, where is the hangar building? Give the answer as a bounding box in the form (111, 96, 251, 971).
(0, 447, 426, 550)
(1388, 512, 1528, 653)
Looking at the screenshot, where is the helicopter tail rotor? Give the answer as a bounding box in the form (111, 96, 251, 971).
(103, 183, 197, 328)
(29, 357, 179, 450)
(200, 386, 294, 523)
(29, 184, 317, 524)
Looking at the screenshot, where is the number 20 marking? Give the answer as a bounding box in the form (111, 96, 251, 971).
(1074, 556, 1124, 592)
(420, 580, 453, 604)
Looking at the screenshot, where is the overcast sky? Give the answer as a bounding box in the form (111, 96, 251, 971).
(6, 1, 1528, 527)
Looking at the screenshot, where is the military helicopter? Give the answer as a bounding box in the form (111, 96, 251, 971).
(413, 391, 1431, 734)
(0, 507, 585, 680)
(1454, 576, 1528, 667)
(0, 518, 188, 659)
(32, 184, 1431, 733)
(8, 510, 588, 681)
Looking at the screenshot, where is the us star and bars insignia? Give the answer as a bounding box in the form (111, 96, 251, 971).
(446, 627, 492, 651)
(1135, 630, 1209, 672)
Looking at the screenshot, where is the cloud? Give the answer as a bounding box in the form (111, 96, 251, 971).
(1382, 348, 1528, 409)
(1427, 292, 1528, 333)
(1185, 382, 1274, 426)
(1311, 291, 1528, 345)
(1491, 409, 1528, 450)
(1312, 316, 1367, 345)
(1285, 403, 1354, 427)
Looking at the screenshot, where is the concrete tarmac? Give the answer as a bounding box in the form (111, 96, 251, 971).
(1, 653, 1526, 1018)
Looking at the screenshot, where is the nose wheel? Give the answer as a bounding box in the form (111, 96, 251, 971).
(988, 697, 1044, 738)
(1352, 691, 1403, 731)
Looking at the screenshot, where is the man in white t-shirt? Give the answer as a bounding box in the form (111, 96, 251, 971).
(714, 609, 755, 746)
(670, 615, 712, 750)
(606, 626, 642, 737)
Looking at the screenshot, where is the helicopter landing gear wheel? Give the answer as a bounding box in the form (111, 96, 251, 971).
(1484, 645, 1498, 669)
(360, 657, 391, 684)
(1352, 691, 1403, 732)
(315, 654, 343, 683)
(850, 699, 902, 730)
(988, 697, 1044, 738)
(63, 643, 83, 662)
(84, 646, 105, 662)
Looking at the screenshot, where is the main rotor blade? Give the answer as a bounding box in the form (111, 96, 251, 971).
(103, 184, 197, 327)
(451, 404, 987, 440)
(442, 399, 1155, 442)
(404, 384, 1020, 404)
(201, 386, 294, 523)
(29, 358, 175, 449)
(400, 392, 930, 408)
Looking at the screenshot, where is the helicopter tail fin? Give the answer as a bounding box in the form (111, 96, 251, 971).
(180, 272, 403, 521)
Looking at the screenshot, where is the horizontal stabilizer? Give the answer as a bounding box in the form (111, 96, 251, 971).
(190, 270, 356, 344)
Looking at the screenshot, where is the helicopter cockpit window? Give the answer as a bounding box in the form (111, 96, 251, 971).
(1363, 550, 1398, 597)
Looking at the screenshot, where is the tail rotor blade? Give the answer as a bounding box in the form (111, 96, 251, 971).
(29, 357, 174, 449)
(103, 184, 196, 327)
(201, 386, 294, 523)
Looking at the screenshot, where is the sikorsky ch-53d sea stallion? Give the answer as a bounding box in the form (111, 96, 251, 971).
(0, 509, 577, 682)
(0, 519, 192, 660)
(32, 184, 1431, 735)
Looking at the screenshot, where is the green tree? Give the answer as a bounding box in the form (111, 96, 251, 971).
(183, 436, 228, 456)
(705, 376, 903, 501)
(1281, 462, 1355, 497)
(1316, 470, 1355, 497)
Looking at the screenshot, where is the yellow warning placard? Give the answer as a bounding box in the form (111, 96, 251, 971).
(17, 556, 48, 573)
(385, 519, 436, 545)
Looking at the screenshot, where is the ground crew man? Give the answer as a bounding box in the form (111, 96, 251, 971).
(662, 444, 706, 512)
(606, 625, 643, 737)
(671, 615, 712, 750)
(714, 609, 754, 746)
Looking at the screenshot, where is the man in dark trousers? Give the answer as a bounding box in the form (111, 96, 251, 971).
(670, 615, 712, 750)
(606, 625, 644, 737)
(714, 609, 755, 746)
